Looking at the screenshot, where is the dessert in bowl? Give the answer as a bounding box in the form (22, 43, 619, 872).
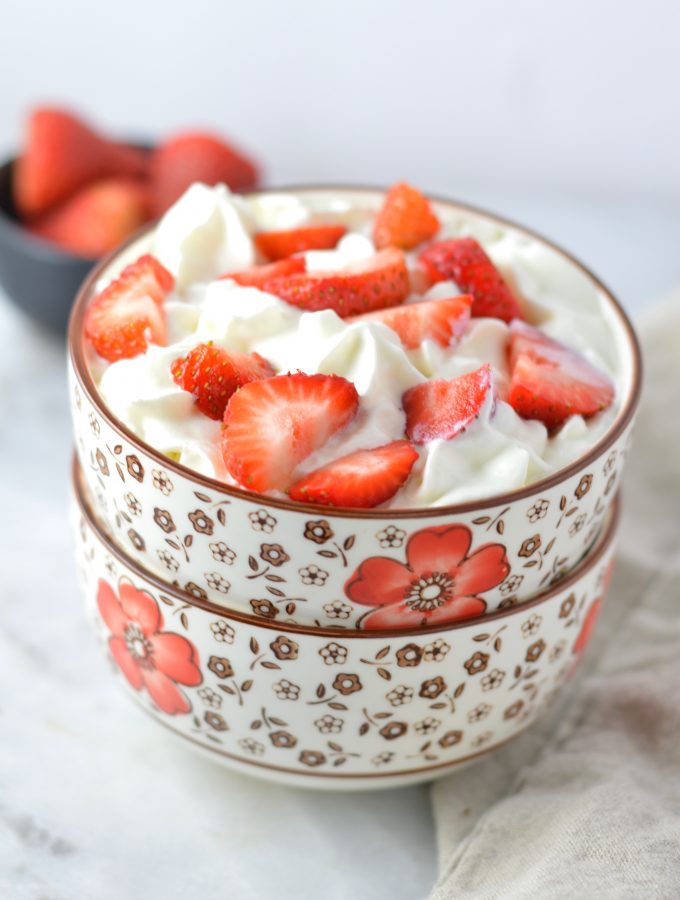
(68, 184, 640, 629)
(73, 457, 620, 790)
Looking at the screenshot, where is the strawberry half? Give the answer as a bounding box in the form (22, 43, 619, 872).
(508, 321, 615, 429)
(29, 178, 150, 258)
(403, 365, 492, 444)
(373, 182, 440, 251)
(418, 238, 523, 323)
(222, 373, 360, 491)
(263, 248, 410, 317)
(84, 255, 174, 362)
(349, 294, 472, 350)
(14, 107, 147, 219)
(254, 225, 347, 261)
(288, 440, 419, 508)
(150, 131, 260, 216)
(222, 257, 306, 288)
(171, 343, 275, 420)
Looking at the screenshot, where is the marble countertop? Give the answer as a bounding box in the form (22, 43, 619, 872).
(1, 187, 677, 900)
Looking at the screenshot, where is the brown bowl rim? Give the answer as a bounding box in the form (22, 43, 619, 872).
(68, 184, 642, 519)
(73, 455, 620, 639)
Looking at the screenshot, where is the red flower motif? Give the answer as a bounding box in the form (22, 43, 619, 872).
(572, 597, 603, 655)
(345, 524, 509, 629)
(96, 579, 202, 715)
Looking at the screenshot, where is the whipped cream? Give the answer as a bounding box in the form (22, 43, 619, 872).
(92, 184, 632, 508)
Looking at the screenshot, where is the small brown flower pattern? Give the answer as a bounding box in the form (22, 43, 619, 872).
(273, 679, 300, 701)
(126, 454, 144, 482)
(414, 717, 440, 735)
(156, 549, 179, 572)
(372, 751, 395, 766)
(396, 644, 423, 668)
(525, 639, 546, 663)
(519, 535, 541, 558)
(319, 642, 348, 666)
(88, 412, 100, 436)
(560, 594, 576, 619)
(323, 600, 351, 620)
(198, 687, 222, 708)
(481, 669, 505, 691)
(188, 509, 214, 535)
(208, 656, 234, 679)
(239, 738, 264, 756)
(205, 573, 230, 594)
(260, 543, 290, 567)
(209, 542, 236, 565)
(603, 450, 618, 476)
(299, 750, 326, 767)
(124, 493, 142, 516)
(549, 641, 566, 662)
(575, 474, 593, 500)
(379, 722, 408, 741)
(204, 711, 228, 732)
(332, 673, 362, 695)
(504, 700, 525, 720)
(569, 513, 587, 536)
(464, 651, 490, 676)
(419, 676, 447, 700)
(127, 529, 145, 552)
(185, 582, 208, 601)
(315, 714, 343, 734)
(471, 731, 493, 749)
(249, 509, 276, 533)
(304, 520, 334, 544)
(151, 469, 173, 494)
(153, 508, 176, 533)
(423, 640, 450, 663)
(270, 730, 297, 748)
(299, 565, 328, 586)
(210, 620, 235, 643)
(386, 685, 414, 707)
(521, 614, 542, 638)
(500, 575, 524, 596)
(439, 730, 463, 748)
(526, 499, 549, 523)
(467, 703, 492, 723)
(376, 525, 406, 549)
(95, 449, 109, 477)
(270, 636, 299, 661)
(250, 599, 278, 619)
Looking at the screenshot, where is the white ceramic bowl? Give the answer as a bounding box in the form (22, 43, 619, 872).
(72, 458, 620, 791)
(68, 188, 640, 630)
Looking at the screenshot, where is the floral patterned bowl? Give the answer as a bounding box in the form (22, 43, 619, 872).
(73, 457, 620, 790)
(68, 188, 641, 630)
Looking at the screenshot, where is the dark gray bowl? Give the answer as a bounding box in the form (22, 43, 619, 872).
(0, 157, 100, 333)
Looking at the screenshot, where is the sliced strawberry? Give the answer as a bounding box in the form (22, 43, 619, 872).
(222, 256, 306, 288)
(29, 178, 151, 258)
(349, 294, 472, 350)
(84, 255, 174, 362)
(403, 365, 492, 444)
(288, 441, 418, 508)
(14, 107, 147, 218)
(150, 131, 260, 216)
(254, 225, 347, 261)
(222, 373, 360, 491)
(418, 238, 523, 323)
(263, 248, 410, 317)
(373, 182, 440, 251)
(508, 321, 615, 429)
(171, 343, 275, 420)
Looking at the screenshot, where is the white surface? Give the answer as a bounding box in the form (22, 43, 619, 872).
(0, 190, 677, 899)
(0, 1, 679, 199)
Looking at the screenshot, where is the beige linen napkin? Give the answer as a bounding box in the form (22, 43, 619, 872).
(429, 298, 680, 900)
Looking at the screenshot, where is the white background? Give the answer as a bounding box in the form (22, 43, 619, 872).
(2, 4, 679, 899)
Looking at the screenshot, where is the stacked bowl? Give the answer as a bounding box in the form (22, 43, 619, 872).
(68, 188, 641, 789)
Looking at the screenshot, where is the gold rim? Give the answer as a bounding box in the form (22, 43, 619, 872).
(74, 455, 620, 639)
(68, 185, 642, 519)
